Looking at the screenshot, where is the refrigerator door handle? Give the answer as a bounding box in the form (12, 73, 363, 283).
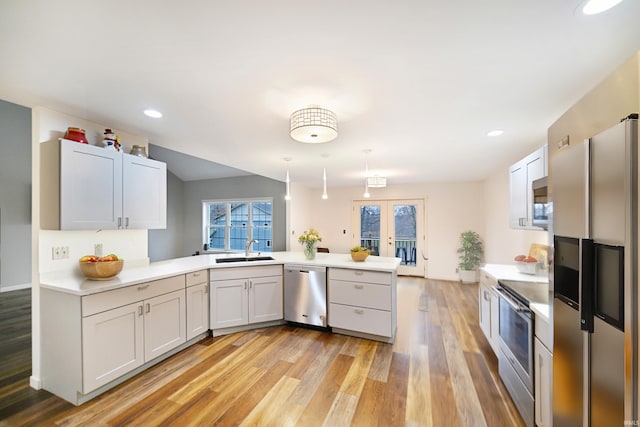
(580, 238, 595, 332)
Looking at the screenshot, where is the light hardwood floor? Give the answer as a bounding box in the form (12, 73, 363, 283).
(0, 277, 524, 426)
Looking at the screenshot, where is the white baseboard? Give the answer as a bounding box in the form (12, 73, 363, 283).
(0, 282, 32, 292)
(30, 375, 42, 390)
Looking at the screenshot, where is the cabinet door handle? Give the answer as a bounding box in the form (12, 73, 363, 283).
(484, 291, 490, 301)
(125, 217, 130, 228)
(249, 280, 253, 289)
(354, 284, 364, 289)
(204, 286, 208, 294)
(138, 305, 143, 316)
(244, 281, 247, 290)
(137, 284, 150, 291)
(118, 217, 122, 229)
(146, 303, 150, 313)
(354, 309, 364, 315)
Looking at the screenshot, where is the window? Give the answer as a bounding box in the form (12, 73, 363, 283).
(203, 199, 273, 252)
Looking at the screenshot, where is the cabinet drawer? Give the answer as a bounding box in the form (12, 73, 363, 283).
(329, 303, 391, 337)
(210, 265, 282, 281)
(329, 280, 391, 310)
(329, 268, 391, 286)
(82, 275, 185, 317)
(186, 270, 208, 287)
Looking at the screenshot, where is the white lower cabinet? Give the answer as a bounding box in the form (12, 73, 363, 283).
(534, 337, 553, 427)
(186, 270, 209, 340)
(41, 274, 188, 405)
(210, 265, 283, 331)
(478, 270, 500, 355)
(328, 267, 397, 342)
(82, 302, 144, 392)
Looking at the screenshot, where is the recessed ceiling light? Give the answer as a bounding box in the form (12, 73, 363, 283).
(582, 0, 624, 15)
(487, 129, 504, 137)
(143, 109, 163, 118)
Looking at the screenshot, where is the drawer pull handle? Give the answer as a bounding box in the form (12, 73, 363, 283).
(192, 273, 201, 277)
(354, 309, 364, 315)
(137, 284, 150, 291)
(354, 284, 364, 289)
(355, 271, 364, 276)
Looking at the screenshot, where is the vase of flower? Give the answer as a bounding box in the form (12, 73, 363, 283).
(303, 241, 317, 260)
(299, 229, 322, 260)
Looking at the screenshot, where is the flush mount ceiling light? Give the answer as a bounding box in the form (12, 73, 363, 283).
(367, 176, 387, 188)
(143, 109, 163, 118)
(487, 129, 504, 137)
(582, 0, 624, 14)
(290, 106, 337, 143)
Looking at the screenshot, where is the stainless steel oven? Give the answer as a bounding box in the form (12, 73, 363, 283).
(497, 285, 534, 427)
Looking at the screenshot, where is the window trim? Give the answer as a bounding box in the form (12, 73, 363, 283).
(202, 197, 273, 253)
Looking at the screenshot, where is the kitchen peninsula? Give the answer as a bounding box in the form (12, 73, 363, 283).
(39, 252, 400, 405)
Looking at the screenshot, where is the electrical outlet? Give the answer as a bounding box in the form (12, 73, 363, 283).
(94, 243, 103, 257)
(52, 247, 60, 260)
(60, 246, 69, 259)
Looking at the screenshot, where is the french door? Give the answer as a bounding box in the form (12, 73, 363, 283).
(352, 199, 426, 276)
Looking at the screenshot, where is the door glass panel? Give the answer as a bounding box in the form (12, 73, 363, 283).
(359, 205, 380, 255)
(394, 204, 417, 266)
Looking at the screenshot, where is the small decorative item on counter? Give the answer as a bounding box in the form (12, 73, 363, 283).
(350, 245, 370, 262)
(79, 253, 124, 280)
(130, 145, 148, 158)
(102, 128, 120, 151)
(64, 127, 89, 144)
(514, 254, 539, 275)
(298, 228, 322, 260)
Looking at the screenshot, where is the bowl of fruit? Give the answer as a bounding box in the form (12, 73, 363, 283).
(79, 254, 124, 280)
(514, 254, 539, 275)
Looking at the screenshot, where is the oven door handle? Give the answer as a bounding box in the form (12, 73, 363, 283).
(496, 287, 531, 315)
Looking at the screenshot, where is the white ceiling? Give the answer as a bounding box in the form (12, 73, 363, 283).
(1, 1, 640, 188)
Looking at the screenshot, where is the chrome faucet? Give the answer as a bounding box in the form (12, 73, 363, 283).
(245, 239, 259, 256)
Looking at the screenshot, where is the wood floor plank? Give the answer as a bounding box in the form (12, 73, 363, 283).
(238, 375, 301, 426)
(350, 378, 386, 426)
(368, 341, 394, 382)
(338, 339, 377, 396)
(379, 352, 410, 426)
(296, 353, 354, 426)
(405, 344, 433, 427)
(321, 391, 359, 427)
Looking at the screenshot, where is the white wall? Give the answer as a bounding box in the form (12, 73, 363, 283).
(482, 157, 548, 264)
(290, 181, 485, 281)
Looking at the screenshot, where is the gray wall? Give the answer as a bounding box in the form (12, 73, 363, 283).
(0, 99, 32, 290)
(149, 172, 286, 261)
(148, 170, 185, 262)
(184, 175, 286, 256)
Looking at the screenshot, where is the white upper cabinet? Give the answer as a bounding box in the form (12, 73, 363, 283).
(509, 145, 547, 229)
(41, 139, 166, 230)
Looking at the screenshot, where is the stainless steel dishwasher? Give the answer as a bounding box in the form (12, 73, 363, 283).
(284, 264, 328, 328)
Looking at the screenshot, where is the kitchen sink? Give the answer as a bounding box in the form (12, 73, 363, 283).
(215, 256, 275, 263)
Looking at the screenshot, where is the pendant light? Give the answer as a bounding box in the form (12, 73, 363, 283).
(321, 154, 329, 200)
(283, 157, 292, 201)
(363, 149, 371, 198)
(322, 167, 328, 200)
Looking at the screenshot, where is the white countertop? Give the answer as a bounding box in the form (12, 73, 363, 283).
(481, 263, 551, 322)
(40, 251, 401, 296)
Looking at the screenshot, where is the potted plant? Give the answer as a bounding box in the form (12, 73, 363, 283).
(457, 230, 483, 283)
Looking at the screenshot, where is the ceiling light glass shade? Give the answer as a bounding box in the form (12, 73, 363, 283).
(582, 0, 623, 14)
(367, 176, 387, 188)
(285, 170, 291, 201)
(363, 179, 370, 198)
(487, 129, 504, 137)
(290, 107, 337, 143)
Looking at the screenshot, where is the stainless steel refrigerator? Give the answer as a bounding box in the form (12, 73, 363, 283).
(551, 115, 638, 426)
